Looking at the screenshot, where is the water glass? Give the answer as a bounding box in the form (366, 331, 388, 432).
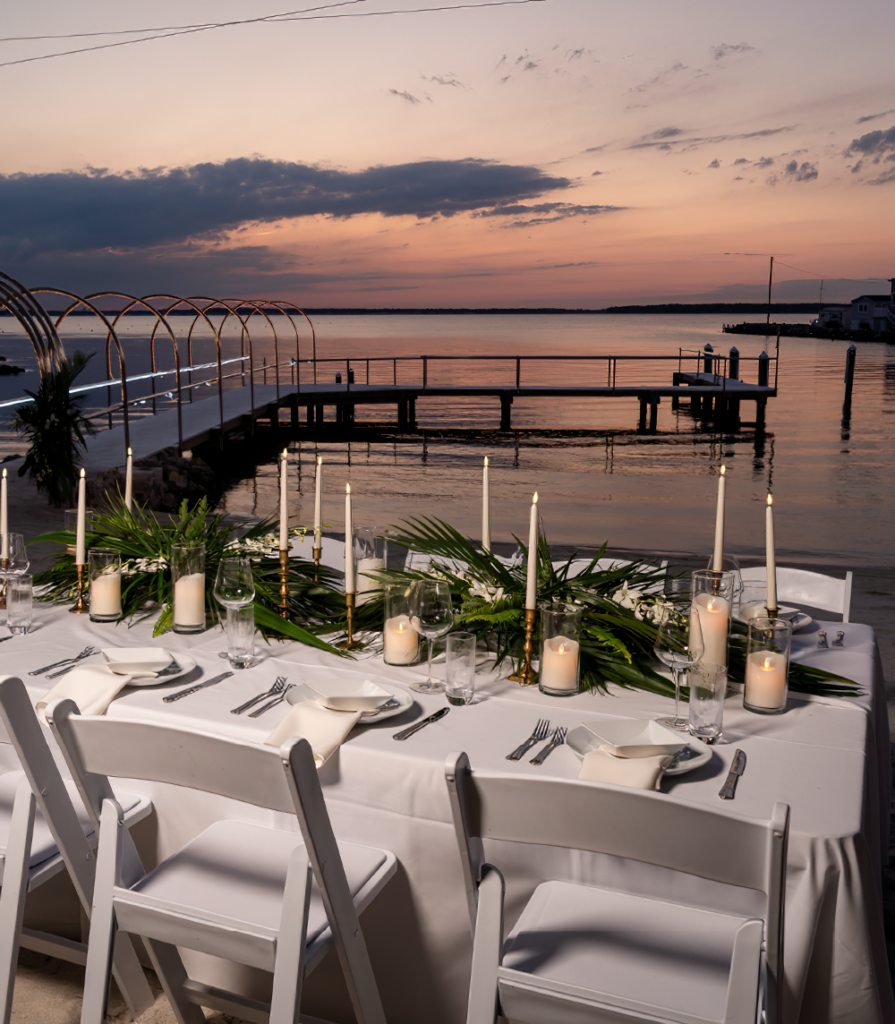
(172, 543, 206, 634)
(744, 617, 792, 715)
(355, 528, 386, 605)
(445, 632, 476, 705)
(89, 550, 122, 622)
(383, 582, 420, 665)
(7, 575, 32, 635)
(225, 604, 256, 669)
(654, 580, 703, 730)
(538, 602, 582, 697)
(688, 661, 727, 741)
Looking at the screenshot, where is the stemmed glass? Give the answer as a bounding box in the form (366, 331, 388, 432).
(410, 581, 454, 694)
(214, 557, 256, 668)
(1, 534, 30, 616)
(654, 579, 704, 730)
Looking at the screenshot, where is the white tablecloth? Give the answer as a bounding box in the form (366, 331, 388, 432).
(3, 608, 893, 1024)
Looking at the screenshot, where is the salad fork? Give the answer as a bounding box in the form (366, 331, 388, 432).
(248, 684, 295, 718)
(230, 676, 286, 715)
(530, 726, 568, 766)
(29, 646, 97, 677)
(506, 718, 551, 761)
(44, 648, 100, 680)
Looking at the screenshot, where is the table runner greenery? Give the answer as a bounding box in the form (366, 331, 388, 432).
(32, 500, 857, 698)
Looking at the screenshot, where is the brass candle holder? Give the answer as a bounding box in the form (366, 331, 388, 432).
(69, 564, 89, 614)
(337, 592, 361, 650)
(313, 542, 321, 582)
(509, 607, 538, 685)
(279, 549, 290, 619)
(0, 557, 7, 611)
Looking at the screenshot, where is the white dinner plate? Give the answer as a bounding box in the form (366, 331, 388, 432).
(104, 649, 197, 686)
(305, 678, 395, 712)
(566, 723, 712, 776)
(286, 684, 414, 724)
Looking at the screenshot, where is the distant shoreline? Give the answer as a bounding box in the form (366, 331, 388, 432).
(4, 303, 819, 317)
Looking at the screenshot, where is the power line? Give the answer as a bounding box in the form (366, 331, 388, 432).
(0, 0, 544, 69)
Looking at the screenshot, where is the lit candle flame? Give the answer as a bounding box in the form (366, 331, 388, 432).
(762, 656, 774, 670)
(720, 464, 726, 476)
(707, 599, 716, 612)
(127, 447, 132, 457)
(558, 642, 568, 654)
(80, 468, 85, 479)
(346, 483, 351, 494)
(282, 448, 288, 459)
(533, 491, 539, 504)
(317, 455, 323, 466)
(484, 456, 489, 466)
(1, 469, 6, 479)
(767, 493, 773, 506)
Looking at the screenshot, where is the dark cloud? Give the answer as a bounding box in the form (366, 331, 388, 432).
(845, 126, 895, 161)
(627, 125, 796, 151)
(389, 89, 423, 104)
(711, 42, 754, 61)
(766, 160, 818, 185)
(591, 170, 604, 176)
(733, 158, 748, 165)
(630, 62, 689, 94)
(641, 126, 685, 141)
(0, 156, 574, 262)
(856, 109, 895, 125)
(707, 159, 720, 169)
(755, 156, 775, 168)
(868, 167, 895, 185)
(473, 201, 625, 227)
(423, 75, 465, 89)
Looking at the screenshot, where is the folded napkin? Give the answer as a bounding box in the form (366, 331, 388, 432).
(36, 665, 133, 719)
(579, 748, 668, 791)
(265, 700, 361, 767)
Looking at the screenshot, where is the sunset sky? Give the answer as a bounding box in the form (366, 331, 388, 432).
(2, 0, 894, 306)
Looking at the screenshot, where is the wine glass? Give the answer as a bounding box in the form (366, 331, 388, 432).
(654, 579, 703, 730)
(214, 558, 256, 669)
(410, 580, 454, 694)
(2, 534, 30, 579)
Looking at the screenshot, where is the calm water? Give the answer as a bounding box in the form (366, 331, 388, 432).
(1, 313, 892, 568)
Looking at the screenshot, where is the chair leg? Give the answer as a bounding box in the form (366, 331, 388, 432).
(142, 939, 205, 1024)
(269, 851, 312, 1024)
(81, 801, 124, 1024)
(467, 865, 505, 1024)
(0, 781, 36, 1024)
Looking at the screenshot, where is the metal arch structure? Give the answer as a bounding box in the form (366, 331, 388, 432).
(255, 299, 315, 384)
(246, 299, 300, 388)
(35, 288, 132, 451)
(183, 296, 260, 418)
(0, 270, 65, 378)
(206, 297, 284, 396)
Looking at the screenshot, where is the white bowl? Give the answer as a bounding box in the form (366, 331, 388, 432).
(306, 678, 394, 712)
(579, 718, 684, 758)
(102, 648, 173, 676)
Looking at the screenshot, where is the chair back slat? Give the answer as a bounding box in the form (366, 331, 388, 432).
(452, 765, 772, 892)
(47, 703, 295, 815)
(740, 566, 852, 620)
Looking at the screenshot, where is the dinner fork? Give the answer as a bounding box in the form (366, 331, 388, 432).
(506, 718, 551, 761)
(44, 649, 100, 680)
(230, 676, 286, 715)
(248, 683, 295, 718)
(529, 726, 567, 766)
(29, 646, 97, 677)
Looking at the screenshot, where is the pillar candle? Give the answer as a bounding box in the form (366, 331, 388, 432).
(174, 572, 205, 628)
(75, 469, 87, 566)
(525, 492, 539, 610)
(691, 592, 730, 669)
(357, 557, 385, 602)
(345, 484, 355, 594)
(279, 449, 289, 550)
(384, 614, 419, 663)
(482, 457, 491, 553)
(1, 468, 7, 561)
(712, 465, 726, 571)
(124, 448, 133, 512)
(314, 455, 323, 540)
(90, 572, 122, 617)
(766, 494, 777, 614)
(540, 636, 579, 691)
(745, 651, 787, 710)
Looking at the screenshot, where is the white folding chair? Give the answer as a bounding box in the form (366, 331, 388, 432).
(445, 751, 789, 1024)
(0, 677, 153, 1024)
(740, 566, 853, 621)
(46, 701, 397, 1024)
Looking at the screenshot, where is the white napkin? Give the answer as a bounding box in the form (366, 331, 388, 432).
(265, 700, 361, 767)
(579, 748, 668, 790)
(36, 665, 133, 718)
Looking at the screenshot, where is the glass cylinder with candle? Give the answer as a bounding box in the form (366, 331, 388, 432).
(172, 542, 206, 634)
(64, 509, 96, 556)
(538, 602, 582, 697)
(690, 569, 735, 672)
(744, 617, 792, 715)
(355, 528, 386, 605)
(88, 550, 122, 622)
(383, 582, 420, 665)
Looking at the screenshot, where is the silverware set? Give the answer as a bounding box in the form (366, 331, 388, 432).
(529, 726, 567, 765)
(163, 671, 233, 703)
(231, 677, 287, 715)
(719, 748, 747, 799)
(29, 646, 97, 677)
(506, 718, 551, 761)
(817, 629, 844, 649)
(248, 684, 294, 718)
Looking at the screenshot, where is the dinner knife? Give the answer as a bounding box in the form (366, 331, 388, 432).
(163, 671, 233, 704)
(392, 707, 449, 740)
(719, 749, 746, 800)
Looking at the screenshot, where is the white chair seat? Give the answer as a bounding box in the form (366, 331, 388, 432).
(117, 820, 391, 969)
(500, 880, 761, 1024)
(739, 566, 852, 621)
(0, 772, 147, 871)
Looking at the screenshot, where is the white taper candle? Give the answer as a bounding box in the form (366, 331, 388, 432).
(124, 448, 133, 512)
(279, 448, 289, 550)
(314, 455, 323, 539)
(345, 483, 355, 594)
(712, 464, 726, 571)
(766, 494, 777, 613)
(482, 456, 491, 553)
(75, 469, 87, 565)
(1, 468, 7, 561)
(525, 492, 539, 610)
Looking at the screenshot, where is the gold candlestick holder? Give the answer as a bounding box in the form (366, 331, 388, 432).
(279, 549, 290, 619)
(313, 544, 321, 582)
(337, 592, 361, 650)
(509, 607, 538, 685)
(69, 564, 89, 614)
(0, 558, 7, 611)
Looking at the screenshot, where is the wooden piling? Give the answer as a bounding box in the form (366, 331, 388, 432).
(500, 394, 513, 430)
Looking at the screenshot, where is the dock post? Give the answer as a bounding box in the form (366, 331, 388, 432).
(408, 398, 417, 429)
(290, 396, 299, 429)
(728, 346, 740, 380)
(756, 398, 767, 429)
(671, 372, 681, 409)
(703, 344, 714, 375)
(500, 395, 513, 431)
(844, 343, 857, 402)
(758, 351, 769, 387)
(315, 404, 323, 425)
(648, 393, 660, 432)
(306, 404, 313, 427)
(638, 396, 647, 431)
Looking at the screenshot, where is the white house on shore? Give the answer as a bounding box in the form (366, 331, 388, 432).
(819, 278, 895, 334)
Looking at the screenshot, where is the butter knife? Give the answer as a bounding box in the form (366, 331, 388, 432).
(163, 671, 233, 704)
(719, 749, 746, 799)
(393, 707, 449, 740)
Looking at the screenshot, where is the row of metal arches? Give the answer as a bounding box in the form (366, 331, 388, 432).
(0, 270, 316, 455)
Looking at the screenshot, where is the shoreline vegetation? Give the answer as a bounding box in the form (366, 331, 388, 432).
(2, 303, 821, 317)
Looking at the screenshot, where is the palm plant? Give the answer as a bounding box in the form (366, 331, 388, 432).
(13, 350, 96, 507)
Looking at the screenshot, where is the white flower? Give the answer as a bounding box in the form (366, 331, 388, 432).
(468, 579, 504, 604)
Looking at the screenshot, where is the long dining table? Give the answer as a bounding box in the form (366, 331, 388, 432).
(2, 601, 893, 1024)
